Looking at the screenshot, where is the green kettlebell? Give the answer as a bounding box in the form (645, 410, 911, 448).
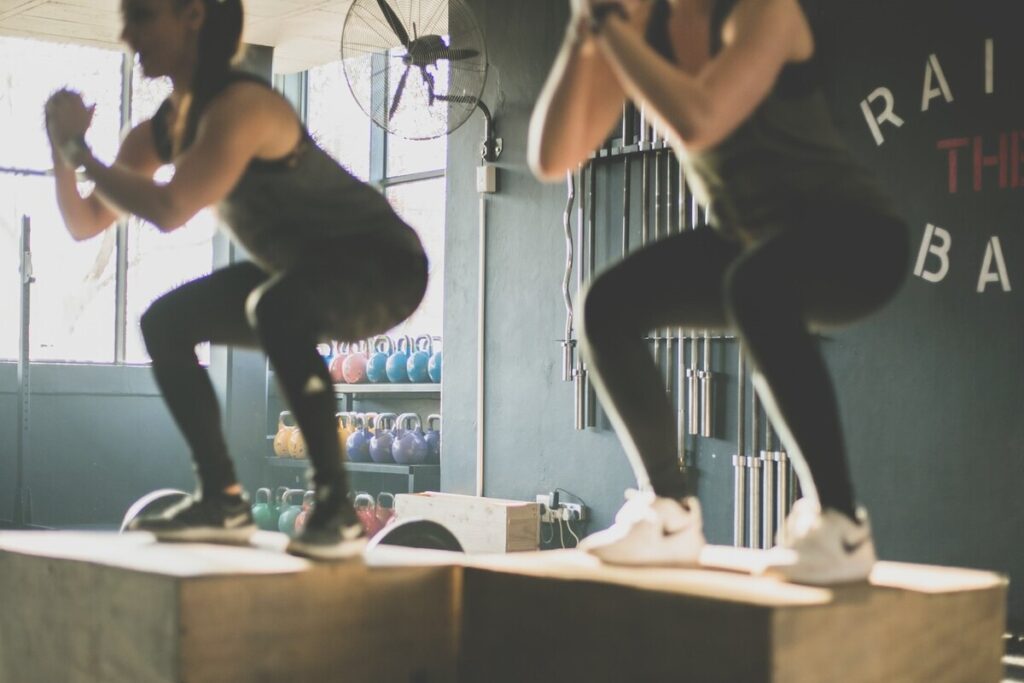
(278, 489, 305, 537)
(270, 486, 289, 530)
(252, 487, 274, 531)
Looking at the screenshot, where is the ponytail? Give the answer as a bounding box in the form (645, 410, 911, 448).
(173, 0, 245, 154)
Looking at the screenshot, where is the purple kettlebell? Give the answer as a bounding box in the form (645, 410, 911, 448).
(392, 413, 429, 465)
(369, 413, 398, 464)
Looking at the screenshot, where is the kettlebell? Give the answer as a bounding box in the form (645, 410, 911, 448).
(392, 413, 428, 465)
(366, 336, 393, 384)
(278, 489, 304, 537)
(336, 412, 352, 458)
(369, 413, 398, 464)
(271, 486, 289, 528)
(428, 337, 442, 383)
(386, 336, 413, 383)
(354, 492, 380, 536)
(342, 340, 370, 384)
(294, 490, 315, 535)
(288, 425, 307, 459)
(273, 411, 297, 457)
(375, 491, 396, 531)
(346, 414, 372, 463)
(425, 414, 441, 464)
(252, 488, 274, 531)
(329, 342, 349, 383)
(406, 335, 432, 383)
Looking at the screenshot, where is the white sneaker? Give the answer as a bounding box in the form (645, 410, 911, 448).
(579, 490, 706, 567)
(760, 498, 876, 585)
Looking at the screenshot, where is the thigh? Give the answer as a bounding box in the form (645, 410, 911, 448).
(254, 244, 429, 342)
(148, 261, 269, 347)
(735, 205, 910, 329)
(586, 225, 742, 333)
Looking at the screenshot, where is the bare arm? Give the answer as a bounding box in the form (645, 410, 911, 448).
(596, 0, 813, 153)
(73, 84, 273, 232)
(52, 122, 164, 241)
(527, 15, 629, 182)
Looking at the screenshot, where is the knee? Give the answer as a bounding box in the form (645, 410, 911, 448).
(140, 296, 180, 358)
(244, 283, 275, 331)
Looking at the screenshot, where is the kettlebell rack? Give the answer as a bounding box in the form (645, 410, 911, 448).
(262, 365, 441, 494)
(559, 103, 729, 455)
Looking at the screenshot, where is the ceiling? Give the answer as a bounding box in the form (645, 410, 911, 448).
(0, 0, 355, 73)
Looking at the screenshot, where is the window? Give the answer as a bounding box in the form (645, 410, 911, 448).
(124, 63, 216, 364)
(0, 37, 122, 362)
(305, 60, 446, 342)
(0, 40, 216, 364)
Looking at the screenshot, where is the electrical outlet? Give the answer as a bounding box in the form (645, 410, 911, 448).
(561, 502, 587, 523)
(536, 494, 556, 523)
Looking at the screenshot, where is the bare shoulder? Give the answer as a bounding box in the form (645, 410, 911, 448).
(721, 0, 814, 62)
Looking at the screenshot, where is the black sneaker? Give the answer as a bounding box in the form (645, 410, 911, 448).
(286, 488, 367, 560)
(127, 494, 256, 544)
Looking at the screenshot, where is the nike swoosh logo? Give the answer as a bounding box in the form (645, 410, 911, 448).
(841, 535, 869, 554)
(225, 514, 252, 528)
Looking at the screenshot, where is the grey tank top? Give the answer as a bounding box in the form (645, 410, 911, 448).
(151, 72, 423, 272)
(650, 0, 899, 241)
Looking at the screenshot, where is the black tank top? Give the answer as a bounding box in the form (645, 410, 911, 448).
(150, 72, 423, 273)
(644, 0, 899, 241)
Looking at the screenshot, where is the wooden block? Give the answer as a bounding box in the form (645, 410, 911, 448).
(395, 492, 540, 553)
(458, 548, 1008, 683)
(0, 531, 459, 683)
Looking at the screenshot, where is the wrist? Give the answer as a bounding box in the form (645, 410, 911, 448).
(589, 2, 628, 35)
(57, 135, 91, 169)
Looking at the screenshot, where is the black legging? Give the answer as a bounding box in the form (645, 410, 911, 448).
(580, 202, 909, 517)
(140, 241, 427, 499)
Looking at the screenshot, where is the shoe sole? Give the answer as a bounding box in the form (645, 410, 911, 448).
(286, 537, 368, 561)
(143, 524, 258, 545)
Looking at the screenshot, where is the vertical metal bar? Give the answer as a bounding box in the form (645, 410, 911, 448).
(776, 451, 789, 543)
(747, 455, 761, 550)
(749, 390, 761, 548)
(114, 52, 133, 363)
(621, 104, 632, 259)
(762, 450, 774, 549)
(14, 216, 33, 526)
(585, 161, 597, 428)
(652, 135, 662, 378)
(476, 194, 487, 497)
(733, 348, 746, 547)
(676, 161, 687, 465)
(561, 172, 576, 383)
(574, 164, 586, 431)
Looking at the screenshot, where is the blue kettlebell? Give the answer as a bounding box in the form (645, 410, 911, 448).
(386, 336, 413, 384)
(369, 413, 398, 464)
(393, 413, 429, 465)
(406, 335, 432, 384)
(428, 343, 442, 384)
(346, 414, 372, 463)
(278, 489, 304, 537)
(366, 336, 393, 384)
(424, 414, 441, 464)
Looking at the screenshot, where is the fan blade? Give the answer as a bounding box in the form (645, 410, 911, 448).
(419, 67, 437, 107)
(438, 47, 480, 62)
(376, 0, 410, 47)
(435, 94, 478, 105)
(389, 65, 412, 120)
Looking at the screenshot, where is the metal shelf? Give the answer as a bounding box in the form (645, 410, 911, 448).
(265, 457, 439, 476)
(267, 372, 441, 397)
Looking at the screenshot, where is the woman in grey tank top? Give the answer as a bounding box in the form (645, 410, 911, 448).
(44, 0, 427, 560)
(529, 0, 908, 584)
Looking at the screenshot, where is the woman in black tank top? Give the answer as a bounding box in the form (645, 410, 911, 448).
(44, 0, 427, 560)
(529, 0, 908, 584)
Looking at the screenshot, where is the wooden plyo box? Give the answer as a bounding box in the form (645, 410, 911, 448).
(0, 533, 1007, 683)
(457, 547, 1008, 683)
(0, 532, 459, 683)
(395, 492, 540, 553)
